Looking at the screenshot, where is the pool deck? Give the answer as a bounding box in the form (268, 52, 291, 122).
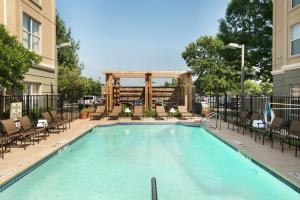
(0, 117, 300, 190)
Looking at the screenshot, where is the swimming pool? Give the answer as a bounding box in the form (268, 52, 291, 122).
(0, 124, 299, 199)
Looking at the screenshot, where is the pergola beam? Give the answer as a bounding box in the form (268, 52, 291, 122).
(103, 71, 188, 78)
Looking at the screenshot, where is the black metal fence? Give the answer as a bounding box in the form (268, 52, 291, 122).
(206, 95, 300, 132)
(0, 95, 80, 123)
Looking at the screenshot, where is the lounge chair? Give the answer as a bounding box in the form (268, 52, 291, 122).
(132, 106, 143, 120)
(50, 111, 68, 130)
(19, 116, 48, 142)
(227, 111, 247, 130)
(253, 117, 284, 147)
(0, 119, 34, 150)
(108, 106, 122, 120)
(41, 112, 65, 133)
(273, 120, 300, 155)
(156, 106, 168, 120)
(243, 113, 261, 137)
(90, 106, 105, 120)
(177, 106, 193, 119)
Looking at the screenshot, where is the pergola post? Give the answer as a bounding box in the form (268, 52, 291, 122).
(187, 72, 193, 112)
(105, 74, 109, 113)
(149, 74, 152, 109)
(108, 74, 113, 111)
(145, 75, 149, 110)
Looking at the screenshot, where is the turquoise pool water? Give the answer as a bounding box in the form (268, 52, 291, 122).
(0, 125, 299, 200)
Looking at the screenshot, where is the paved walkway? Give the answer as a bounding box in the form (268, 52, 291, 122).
(0, 117, 300, 190)
(205, 120, 300, 187)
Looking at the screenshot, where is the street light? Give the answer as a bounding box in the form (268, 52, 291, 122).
(226, 43, 245, 108)
(56, 42, 72, 49)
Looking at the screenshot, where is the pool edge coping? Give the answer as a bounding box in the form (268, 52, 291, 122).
(0, 121, 299, 194)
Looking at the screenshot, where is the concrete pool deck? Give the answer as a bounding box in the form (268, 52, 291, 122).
(0, 117, 300, 191)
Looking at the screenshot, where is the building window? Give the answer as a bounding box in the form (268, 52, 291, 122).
(291, 84, 300, 97)
(291, 23, 300, 56)
(24, 82, 41, 95)
(292, 0, 300, 8)
(23, 14, 40, 53)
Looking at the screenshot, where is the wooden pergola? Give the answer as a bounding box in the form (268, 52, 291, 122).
(103, 70, 193, 111)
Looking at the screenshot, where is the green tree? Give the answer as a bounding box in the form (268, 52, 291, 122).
(218, 0, 273, 82)
(0, 25, 41, 91)
(182, 36, 238, 95)
(57, 13, 101, 98)
(58, 66, 89, 98)
(56, 13, 82, 70)
(244, 80, 261, 95)
(164, 78, 178, 87)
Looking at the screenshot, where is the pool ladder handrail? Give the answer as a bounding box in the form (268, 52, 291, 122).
(151, 177, 158, 200)
(200, 112, 222, 129)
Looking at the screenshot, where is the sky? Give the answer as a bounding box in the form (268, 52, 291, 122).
(57, 0, 229, 85)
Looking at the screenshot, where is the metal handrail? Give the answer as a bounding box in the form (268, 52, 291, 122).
(151, 177, 158, 200)
(200, 112, 222, 129)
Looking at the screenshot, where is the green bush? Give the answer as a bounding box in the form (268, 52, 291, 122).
(144, 109, 156, 117)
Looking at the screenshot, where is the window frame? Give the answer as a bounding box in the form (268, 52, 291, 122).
(290, 23, 300, 56)
(292, 0, 300, 9)
(22, 13, 41, 54)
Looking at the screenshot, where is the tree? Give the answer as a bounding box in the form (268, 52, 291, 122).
(0, 25, 41, 91)
(244, 80, 261, 95)
(58, 66, 89, 98)
(56, 13, 82, 70)
(164, 78, 178, 87)
(56, 13, 101, 98)
(182, 36, 238, 95)
(218, 0, 273, 82)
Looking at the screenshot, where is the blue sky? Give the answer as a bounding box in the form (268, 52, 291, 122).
(57, 0, 229, 85)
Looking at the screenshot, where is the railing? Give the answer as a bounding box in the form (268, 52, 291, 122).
(151, 177, 158, 200)
(200, 112, 221, 129)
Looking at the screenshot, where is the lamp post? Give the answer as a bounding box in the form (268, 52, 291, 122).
(226, 43, 245, 109)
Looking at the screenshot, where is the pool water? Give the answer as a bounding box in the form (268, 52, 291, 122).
(0, 125, 299, 200)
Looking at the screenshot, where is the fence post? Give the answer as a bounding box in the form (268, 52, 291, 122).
(60, 95, 64, 117)
(236, 94, 239, 121)
(26, 94, 30, 116)
(250, 95, 253, 114)
(224, 93, 228, 122)
(46, 94, 49, 111)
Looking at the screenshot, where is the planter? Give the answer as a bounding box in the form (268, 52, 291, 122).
(80, 112, 88, 119)
(202, 107, 214, 117)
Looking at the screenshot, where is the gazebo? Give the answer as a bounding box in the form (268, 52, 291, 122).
(103, 70, 193, 112)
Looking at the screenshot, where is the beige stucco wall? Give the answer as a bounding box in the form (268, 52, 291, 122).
(0, 0, 57, 94)
(272, 0, 300, 96)
(273, 0, 300, 71)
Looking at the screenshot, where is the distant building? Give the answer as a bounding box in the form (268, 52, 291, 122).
(0, 0, 57, 95)
(272, 0, 300, 96)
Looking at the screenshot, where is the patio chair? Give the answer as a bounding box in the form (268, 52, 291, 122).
(177, 106, 193, 119)
(90, 106, 105, 120)
(156, 106, 168, 120)
(0, 134, 11, 159)
(41, 112, 65, 134)
(253, 117, 284, 148)
(227, 111, 247, 131)
(0, 119, 34, 150)
(132, 106, 144, 120)
(50, 111, 68, 130)
(273, 120, 300, 155)
(19, 116, 48, 142)
(108, 106, 122, 120)
(242, 113, 261, 137)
